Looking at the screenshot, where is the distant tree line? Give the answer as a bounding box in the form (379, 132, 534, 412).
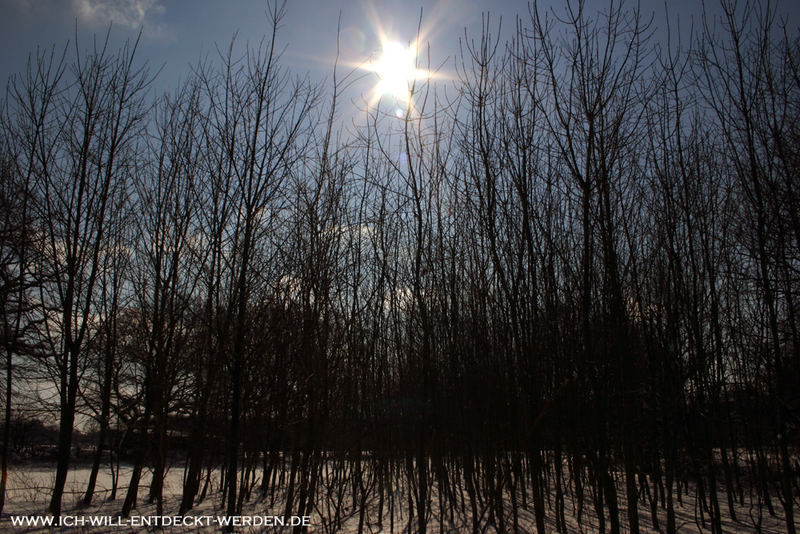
(0, 1, 798, 533)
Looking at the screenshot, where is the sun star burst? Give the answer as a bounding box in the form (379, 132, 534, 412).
(365, 39, 429, 107)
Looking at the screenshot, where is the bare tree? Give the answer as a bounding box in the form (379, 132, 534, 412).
(193, 2, 319, 520)
(18, 32, 152, 517)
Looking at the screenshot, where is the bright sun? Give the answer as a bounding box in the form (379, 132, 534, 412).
(367, 40, 426, 104)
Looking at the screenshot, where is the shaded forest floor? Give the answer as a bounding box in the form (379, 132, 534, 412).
(1, 462, 795, 533)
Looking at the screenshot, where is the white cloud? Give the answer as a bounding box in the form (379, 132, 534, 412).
(72, 0, 170, 40)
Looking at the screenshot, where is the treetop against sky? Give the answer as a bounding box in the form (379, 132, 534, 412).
(2, 0, 799, 107)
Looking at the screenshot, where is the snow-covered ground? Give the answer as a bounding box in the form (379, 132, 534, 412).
(2, 463, 794, 532)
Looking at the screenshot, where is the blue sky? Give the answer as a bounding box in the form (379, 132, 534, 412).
(1, 0, 799, 106)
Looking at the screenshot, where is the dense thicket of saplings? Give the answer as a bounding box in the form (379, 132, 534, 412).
(1, 1, 798, 533)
